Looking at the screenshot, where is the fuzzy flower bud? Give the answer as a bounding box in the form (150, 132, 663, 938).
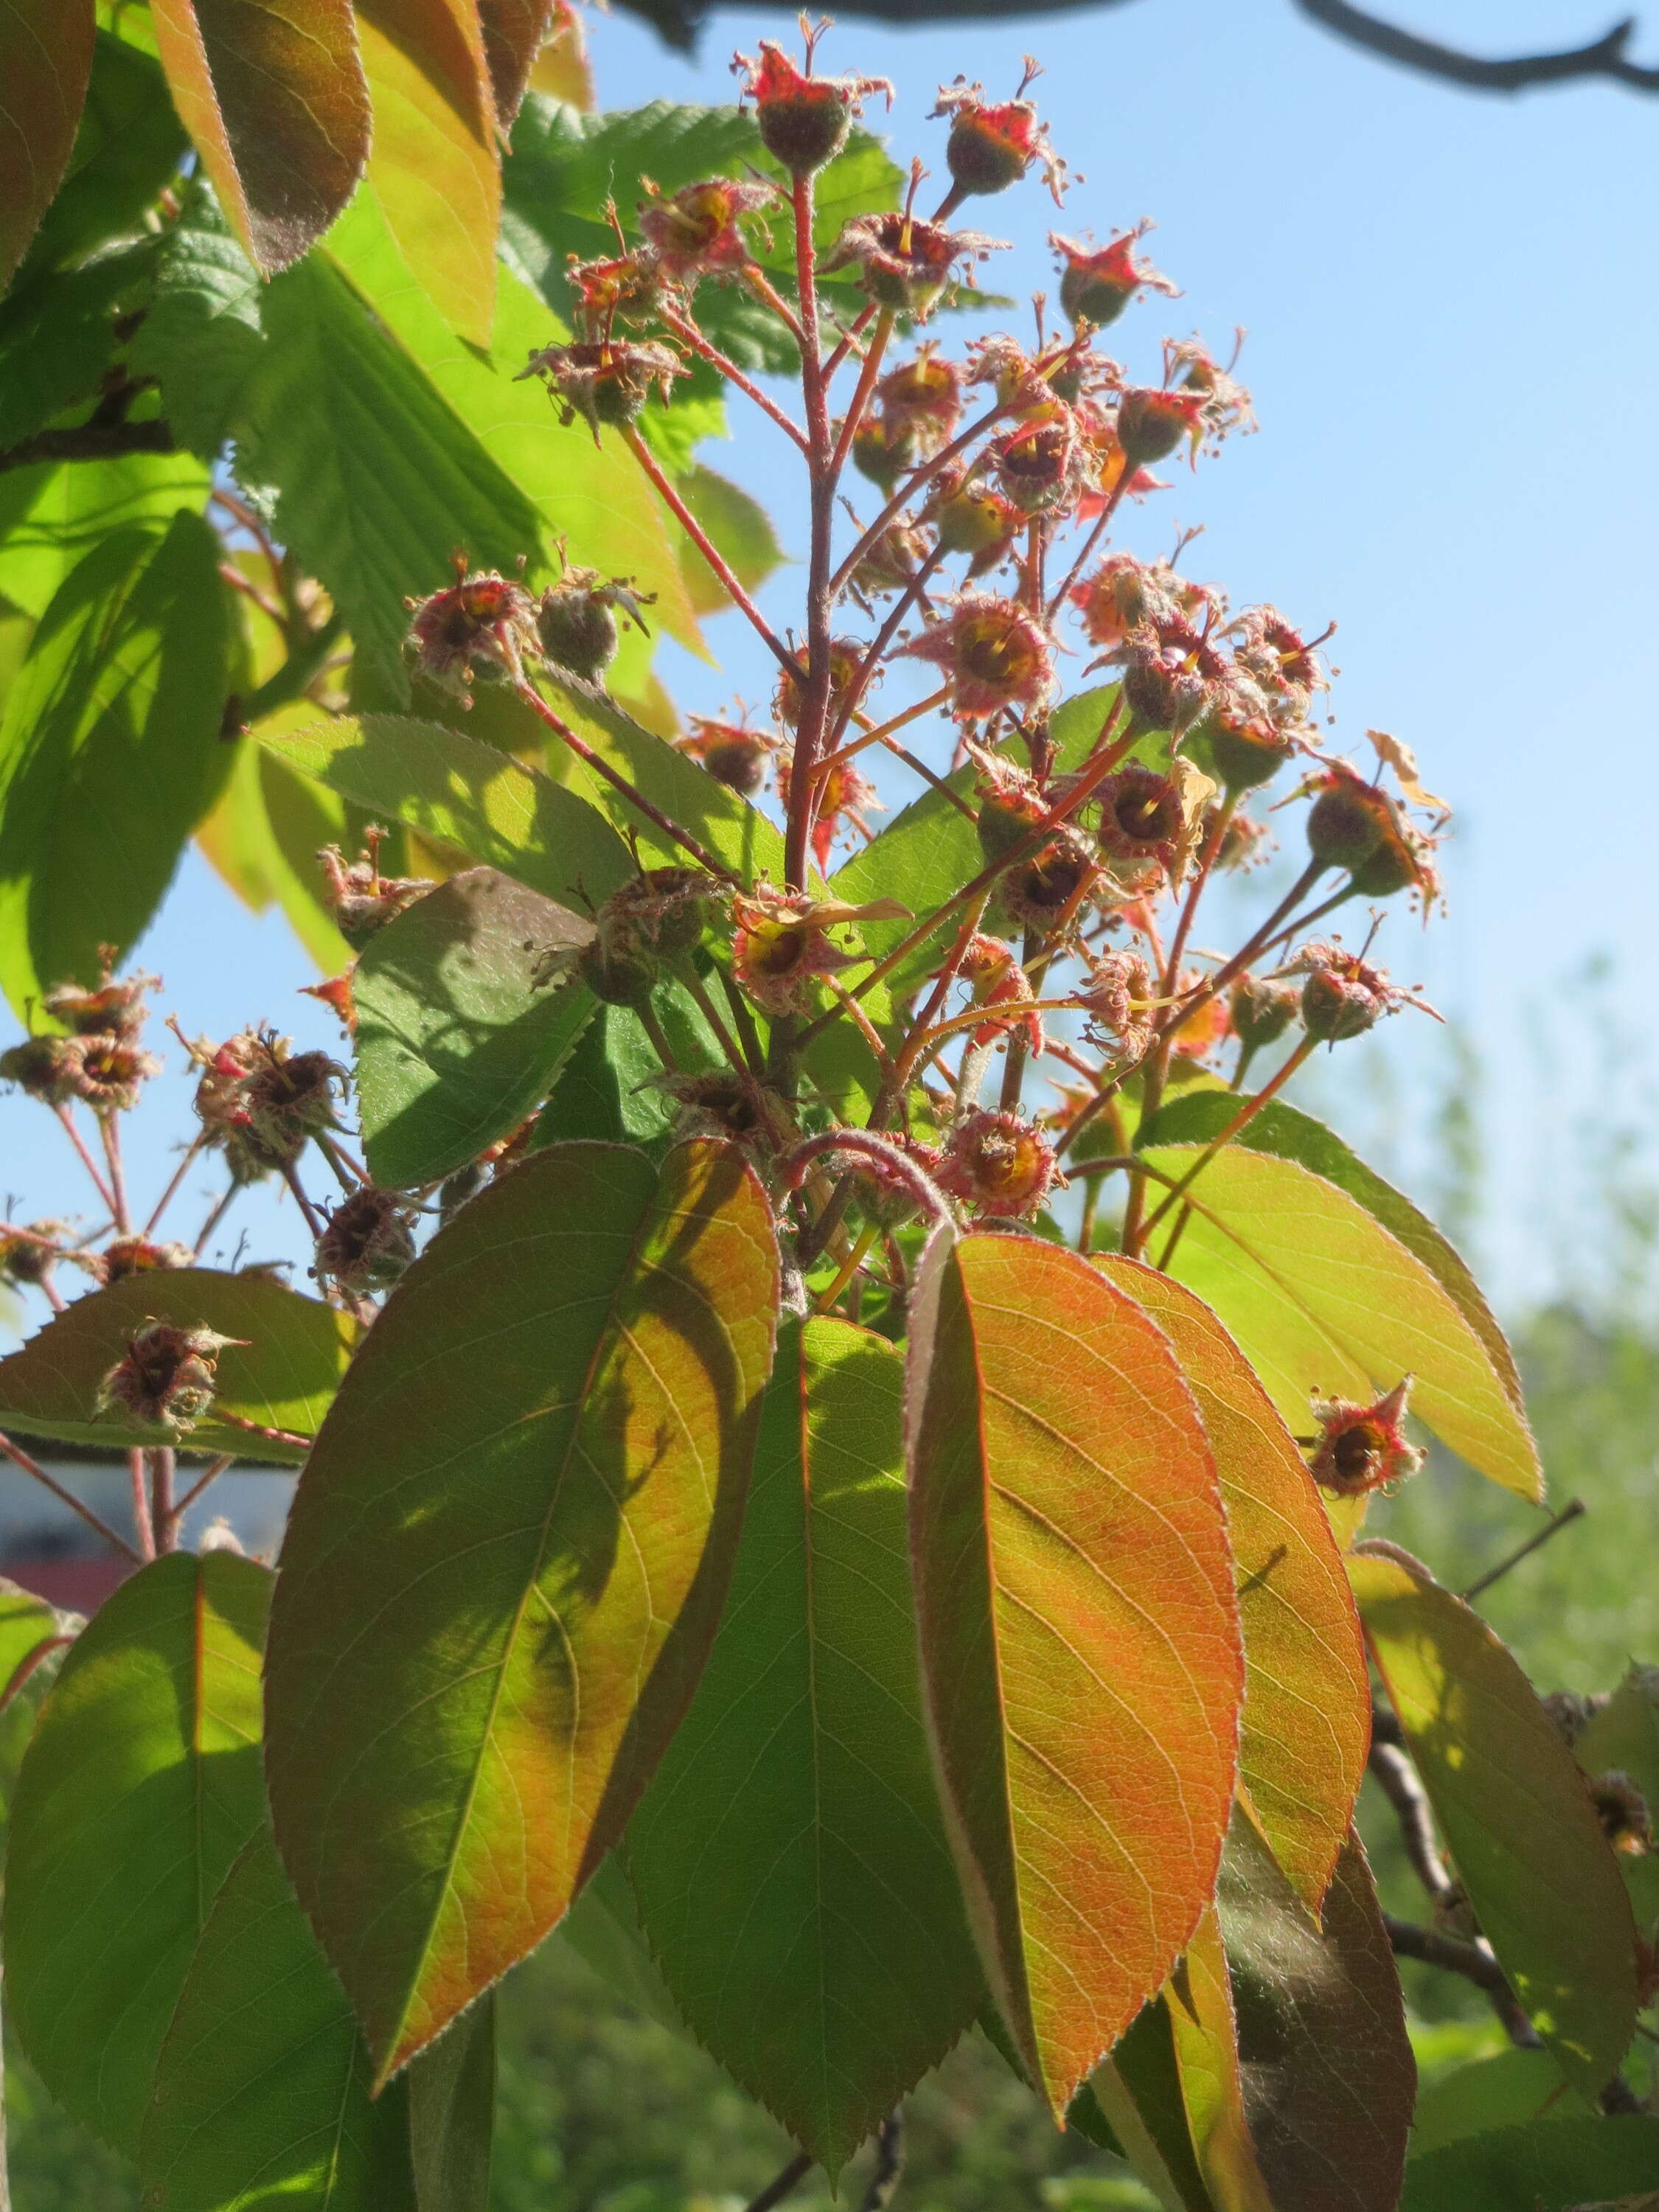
(315, 1186, 420, 1296)
(850, 414, 919, 493)
(535, 566, 653, 681)
(1229, 973, 1301, 1051)
(877, 351, 963, 448)
(638, 176, 776, 277)
(1307, 1378, 1424, 1496)
(0, 1034, 85, 1105)
(773, 638, 866, 734)
(1285, 942, 1426, 1046)
(937, 1108, 1063, 1220)
(0, 1222, 69, 1290)
(97, 1321, 241, 1434)
(100, 1237, 192, 1285)
(824, 211, 1003, 320)
(519, 338, 686, 439)
(733, 41, 892, 175)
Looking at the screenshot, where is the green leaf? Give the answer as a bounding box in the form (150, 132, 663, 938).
(1349, 1543, 1640, 2096)
(0, 1577, 80, 1833)
(193, 719, 355, 973)
(355, 864, 597, 1188)
(259, 713, 635, 914)
(0, 509, 232, 1015)
(0, 445, 209, 619)
(4, 1552, 272, 2152)
(1408, 2048, 1594, 2157)
(1139, 1091, 1524, 1421)
(531, 981, 724, 1150)
(905, 1227, 1242, 2117)
(0, 0, 94, 293)
(672, 462, 787, 616)
(264, 1139, 779, 2084)
(558, 1851, 692, 2034)
(321, 188, 700, 664)
(0, 1267, 357, 1463)
(1576, 1663, 1659, 1809)
(355, 0, 499, 346)
(142, 1826, 422, 2212)
(627, 1318, 981, 2178)
(1135, 1141, 1542, 1500)
(1216, 1811, 1414, 2212)
(147, 0, 370, 274)
(21, 30, 185, 277)
(1095, 1258, 1369, 1918)
(128, 181, 265, 456)
(0, 236, 159, 448)
(407, 1987, 496, 2212)
(1399, 2118, 1659, 2212)
(540, 672, 788, 883)
(1090, 1994, 1214, 2212)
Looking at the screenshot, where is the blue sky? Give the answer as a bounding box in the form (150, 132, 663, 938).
(4, 0, 1657, 1316)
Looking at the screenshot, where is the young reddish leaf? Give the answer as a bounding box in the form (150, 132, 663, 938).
(264, 1140, 779, 2087)
(148, 0, 371, 274)
(0, 0, 95, 293)
(0, 1267, 357, 1464)
(1217, 1809, 1413, 2212)
(478, 0, 556, 127)
(626, 1318, 982, 2179)
(1095, 1257, 1370, 1916)
(357, 0, 501, 347)
(4, 1554, 271, 2153)
(1349, 1543, 1641, 2097)
(1137, 1141, 1542, 1501)
(905, 1228, 1243, 2118)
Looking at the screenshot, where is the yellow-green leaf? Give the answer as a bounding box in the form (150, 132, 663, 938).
(1138, 1141, 1541, 1499)
(1349, 1543, 1640, 2096)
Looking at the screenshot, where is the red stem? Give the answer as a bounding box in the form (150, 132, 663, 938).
(0, 1430, 142, 1562)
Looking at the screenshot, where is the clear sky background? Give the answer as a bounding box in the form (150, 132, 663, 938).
(4, 0, 1657, 1321)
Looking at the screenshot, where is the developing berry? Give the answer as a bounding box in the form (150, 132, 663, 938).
(824, 212, 1003, 320)
(1285, 941, 1433, 1045)
(931, 69, 1067, 202)
(678, 716, 779, 796)
(996, 828, 1098, 934)
(100, 1237, 192, 1285)
(406, 562, 540, 703)
(773, 638, 866, 733)
(898, 593, 1054, 720)
(1307, 1378, 1423, 1496)
(535, 567, 653, 681)
(851, 414, 919, 493)
(638, 176, 776, 277)
(730, 888, 906, 1016)
(1588, 1770, 1653, 1855)
(518, 338, 686, 439)
(1050, 224, 1178, 328)
(1229, 973, 1300, 1051)
(316, 828, 433, 948)
(0, 1035, 84, 1106)
(1116, 386, 1210, 469)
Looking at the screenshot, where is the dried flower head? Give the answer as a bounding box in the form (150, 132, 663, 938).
(1308, 1378, 1424, 1496)
(1076, 948, 1155, 1062)
(1096, 762, 1211, 883)
(732, 38, 892, 175)
(842, 1131, 947, 1230)
(1233, 605, 1331, 717)
(42, 962, 156, 1040)
(678, 715, 780, 796)
(824, 210, 1004, 319)
(1110, 613, 1229, 737)
(0, 1221, 69, 1290)
(317, 827, 434, 948)
(97, 1321, 242, 1433)
(406, 561, 540, 703)
(564, 251, 671, 338)
(187, 1026, 347, 1177)
(899, 593, 1054, 720)
(730, 886, 906, 1015)
(100, 1237, 192, 1285)
(63, 1034, 161, 1114)
(937, 1107, 1063, 1219)
(638, 176, 776, 277)
(1051, 224, 1178, 329)
(1229, 972, 1301, 1051)
(653, 1068, 795, 1154)
(315, 1186, 420, 1296)
(773, 637, 866, 733)
(995, 826, 1098, 934)
(877, 350, 963, 448)
(1588, 1770, 1653, 1855)
(519, 338, 686, 439)
(0, 1034, 85, 1105)
(1071, 552, 1201, 650)
(992, 411, 1087, 518)
(776, 750, 883, 872)
(930, 471, 1023, 577)
(932, 67, 1067, 203)
(947, 933, 1044, 1050)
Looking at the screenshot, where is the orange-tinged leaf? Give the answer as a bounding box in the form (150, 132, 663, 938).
(1096, 1257, 1369, 1916)
(1349, 1543, 1640, 2098)
(905, 1228, 1243, 2118)
(0, 0, 94, 293)
(149, 0, 370, 274)
(264, 1141, 779, 2085)
(1139, 1141, 1541, 1500)
(527, 0, 591, 108)
(478, 0, 556, 127)
(357, 0, 501, 347)
(1217, 1809, 1414, 2212)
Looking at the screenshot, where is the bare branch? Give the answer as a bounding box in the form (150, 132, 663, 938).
(1294, 0, 1659, 93)
(742, 2152, 814, 2212)
(0, 418, 175, 476)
